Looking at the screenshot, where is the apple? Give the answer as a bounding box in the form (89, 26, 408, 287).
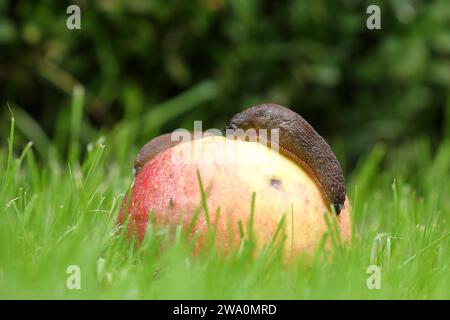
(118, 135, 351, 257)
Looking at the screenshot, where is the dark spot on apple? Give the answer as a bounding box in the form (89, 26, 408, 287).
(169, 198, 174, 208)
(304, 197, 310, 205)
(269, 178, 283, 190)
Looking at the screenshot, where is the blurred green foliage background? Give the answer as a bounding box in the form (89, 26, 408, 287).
(1, 0, 449, 173)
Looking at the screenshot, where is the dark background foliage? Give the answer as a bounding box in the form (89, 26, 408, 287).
(1, 0, 449, 172)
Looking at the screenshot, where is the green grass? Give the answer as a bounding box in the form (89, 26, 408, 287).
(1, 98, 449, 299)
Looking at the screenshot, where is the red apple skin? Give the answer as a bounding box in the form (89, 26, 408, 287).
(118, 136, 351, 257)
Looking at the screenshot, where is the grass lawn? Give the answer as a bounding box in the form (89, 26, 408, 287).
(1, 100, 449, 299)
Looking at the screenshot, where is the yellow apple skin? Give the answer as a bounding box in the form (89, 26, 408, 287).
(118, 136, 351, 257)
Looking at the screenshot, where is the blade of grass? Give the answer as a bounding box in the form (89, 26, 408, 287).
(4, 110, 14, 186)
(69, 85, 85, 164)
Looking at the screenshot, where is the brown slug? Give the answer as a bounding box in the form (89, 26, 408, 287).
(227, 103, 346, 214)
(134, 132, 202, 174)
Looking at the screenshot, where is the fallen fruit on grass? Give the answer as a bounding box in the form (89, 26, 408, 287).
(118, 135, 351, 257)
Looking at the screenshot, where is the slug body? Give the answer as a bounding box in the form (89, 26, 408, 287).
(227, 104, 346, 214)
(135, 133, 179, 173)
(134, 131, 204, 173)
